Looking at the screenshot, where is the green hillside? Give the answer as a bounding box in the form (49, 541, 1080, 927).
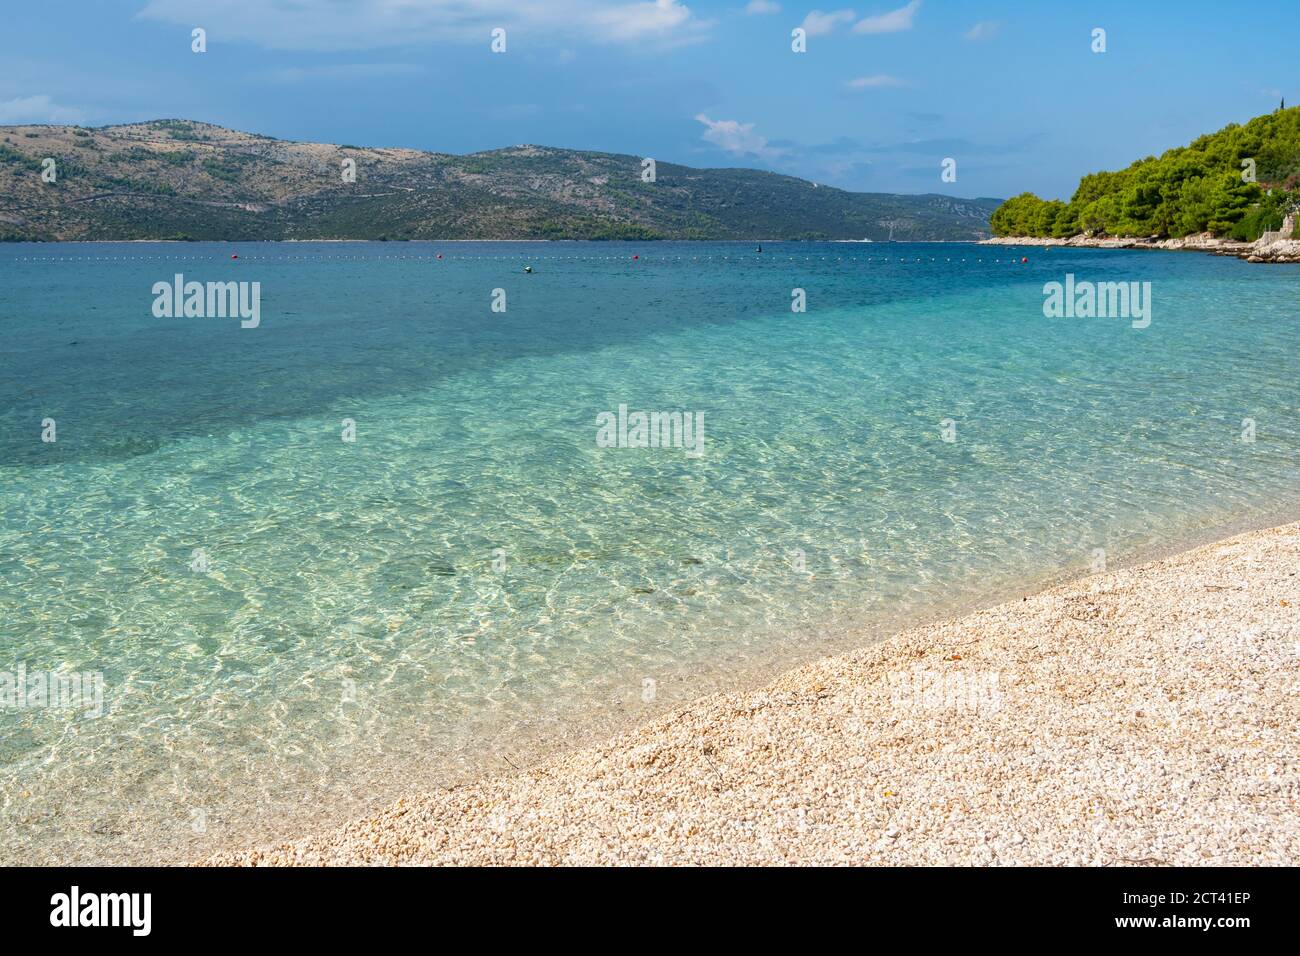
(0, 120, 1000, 242)
(990, 105, 1300, 241)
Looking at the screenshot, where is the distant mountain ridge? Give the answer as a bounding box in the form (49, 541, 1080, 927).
(0, 119, 1000, 242)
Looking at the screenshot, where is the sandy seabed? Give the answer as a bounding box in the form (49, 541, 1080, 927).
(208, 522, 1299, 866)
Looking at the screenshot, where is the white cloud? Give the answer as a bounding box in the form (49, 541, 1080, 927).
(800, 9, 855, 37)
(964, 20, 1000, 41)
(845, 74, 904, 89)
(0, 94, 85, 124)
(694, 113, 780, 159)
(744, 0, 780, 13)
(589, 0, 701, 42)
(136, 0, 709, 51)
(853, 0, 920, 35)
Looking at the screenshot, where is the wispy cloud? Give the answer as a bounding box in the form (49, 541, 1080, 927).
(853, 0, 920, 35)
(490, 103, 544, 120)
(744, 0, 781, 13)
(137, 0, 710, 51)
(964, 20, 1000, 42)
(0, 94, 85, 124)
(800, 9, 856, 37)
(859, 136, 977, 155)
(261, 63, 428, 84)
(694, 113, 782, 159)
(589, 0, 704, 42)
(845, 74, 905, 89)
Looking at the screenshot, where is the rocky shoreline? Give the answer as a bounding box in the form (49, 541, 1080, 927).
(982, 231, 1300, 264)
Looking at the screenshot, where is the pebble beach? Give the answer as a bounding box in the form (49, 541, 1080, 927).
(208, 521, 1300, 866)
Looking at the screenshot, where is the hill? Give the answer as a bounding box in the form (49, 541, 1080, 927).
(0, 120, 999, 242)
(990, 106, 1300, 242)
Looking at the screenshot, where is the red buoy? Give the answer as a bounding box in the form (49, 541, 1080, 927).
(231, 254, 238, 259)
(436, 253, 443, 260)
(632, 254, 639, 260)
(1020, 256, 1028, 263)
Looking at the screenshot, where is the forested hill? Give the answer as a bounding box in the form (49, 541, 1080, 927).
(990, 106, 1300, 241)
(0, 120, 1000, 242)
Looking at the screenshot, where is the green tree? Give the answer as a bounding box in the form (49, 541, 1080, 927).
(988, 106, 1300, 238)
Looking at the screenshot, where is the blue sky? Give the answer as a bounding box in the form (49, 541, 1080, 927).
(1, 0, 1292, 199)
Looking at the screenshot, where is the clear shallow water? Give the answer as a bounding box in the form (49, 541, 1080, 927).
(1, 241, 1297, 863)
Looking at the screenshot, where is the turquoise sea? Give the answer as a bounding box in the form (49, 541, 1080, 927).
(2, 241, 1297, 863)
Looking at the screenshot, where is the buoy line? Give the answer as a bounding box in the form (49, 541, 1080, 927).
(7, 253, 1013, 264)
